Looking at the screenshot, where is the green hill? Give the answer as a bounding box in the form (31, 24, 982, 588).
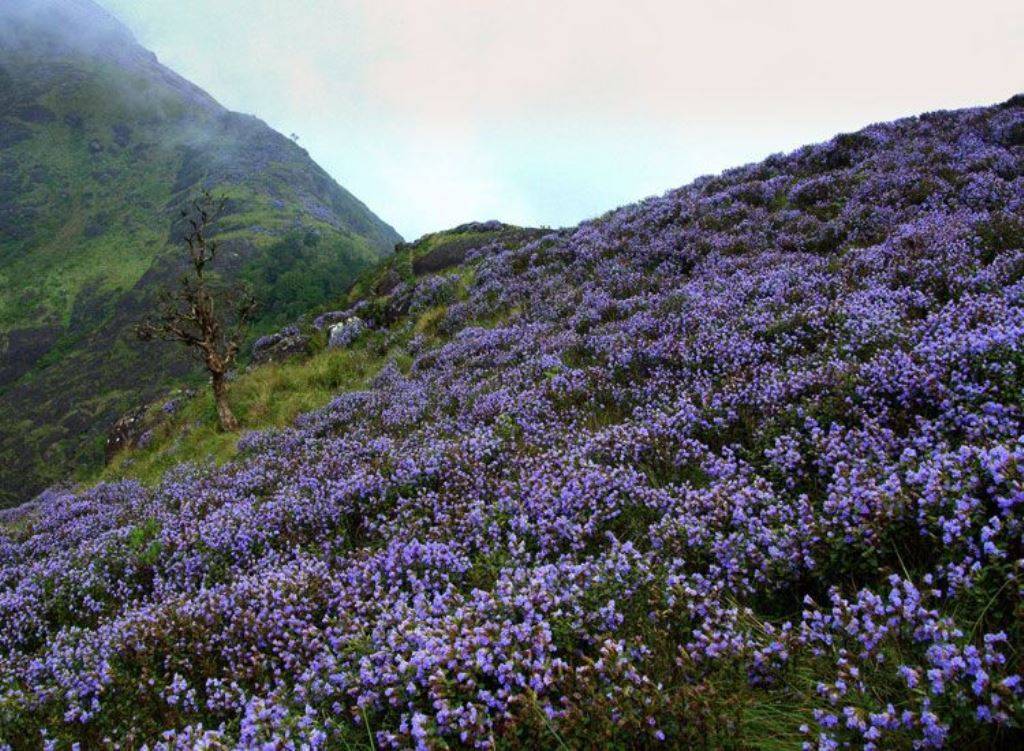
(98, 221, 545, 485)
(0, 0, 401, 506)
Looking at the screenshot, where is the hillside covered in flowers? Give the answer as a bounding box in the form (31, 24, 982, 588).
(3, 96, 1024, 749)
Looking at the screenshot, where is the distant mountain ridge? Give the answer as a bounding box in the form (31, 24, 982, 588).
(0, 0, 401, 506)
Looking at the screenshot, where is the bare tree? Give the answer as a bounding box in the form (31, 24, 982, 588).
(136, 192, 257, 431)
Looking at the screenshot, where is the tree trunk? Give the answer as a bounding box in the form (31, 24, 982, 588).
(211, 372, 239, 432)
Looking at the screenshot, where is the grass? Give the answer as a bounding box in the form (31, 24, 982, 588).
(97, 255, 502, 488)
(100, 331, 401, 487)
(0, 39, 403, 505)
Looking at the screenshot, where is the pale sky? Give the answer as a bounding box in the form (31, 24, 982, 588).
(103, 0, 1024, 240)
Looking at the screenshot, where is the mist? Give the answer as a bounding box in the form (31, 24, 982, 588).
(0, 0, 139, 59)
(102, 0, 1024, 239)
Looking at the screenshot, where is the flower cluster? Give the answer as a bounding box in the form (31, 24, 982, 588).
(2, 98, 1024, 748)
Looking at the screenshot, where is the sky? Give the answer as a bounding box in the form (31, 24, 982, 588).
(102, 0, 1024, 240)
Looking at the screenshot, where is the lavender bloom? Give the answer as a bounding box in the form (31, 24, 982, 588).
(1, 98, 1024, 749)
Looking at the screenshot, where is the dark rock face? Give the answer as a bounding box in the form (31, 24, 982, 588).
(410, 225, 546, 276)
(104, 404, 150, 463)
(411, 242, 474, 275)
(104, 390, 194, 463)
(251, 326, 310, 366)
(374, 269, 403, 296)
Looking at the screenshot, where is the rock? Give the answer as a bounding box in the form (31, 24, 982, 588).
(328, 317, 366, 349)
(250, 325, 310, 366)
(105, 389, 196, 463)
(411, 242, 473, 275)
(313, 310, 348, 330)
(313, 301, 368, 331)
(105, 405, 150, 463)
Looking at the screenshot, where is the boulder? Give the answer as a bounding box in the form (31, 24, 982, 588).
(105, 389, 196, 463)
(250, 325, 310, 366)
(105, 405, 149, 463)
(313, 301, 368, 331)
(328, 317, 366, 349)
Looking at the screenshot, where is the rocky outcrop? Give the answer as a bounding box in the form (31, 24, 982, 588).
(250, 326, 310, 366)
(105, 405, 150, 463)
(313, 301, 369, 331)
(328, 317, 366, 350)
(104, 391, 194, 462)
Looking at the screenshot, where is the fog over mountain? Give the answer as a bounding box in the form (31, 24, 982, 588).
(0, 0, 400, 506)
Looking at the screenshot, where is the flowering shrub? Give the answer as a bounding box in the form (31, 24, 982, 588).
(2, 98, 1024, 748)
(327, 317, 367, 349)
(408, 275, 461, 315)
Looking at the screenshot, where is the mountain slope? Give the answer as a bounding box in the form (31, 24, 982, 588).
(2, 97, 1024, 748)
(97, 221, 548, 482)
(0, 0, 401, 506)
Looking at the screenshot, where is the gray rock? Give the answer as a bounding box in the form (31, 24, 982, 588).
(313, 301, 368, 331)
(105, 405, 150, 462)
(328, 317, 366, 350)
(251, 325, 310, 366)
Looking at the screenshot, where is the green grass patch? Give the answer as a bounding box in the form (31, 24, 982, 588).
(99, 334, 402, 486)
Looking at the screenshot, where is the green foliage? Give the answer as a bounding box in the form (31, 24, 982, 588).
(125, 518, 163, 567)
(100, 333, 405, 487)
(243, 230, 378, 330)
(0, 33, 399, 506)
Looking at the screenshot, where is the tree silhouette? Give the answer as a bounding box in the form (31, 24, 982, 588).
(136, 192, 256, 431)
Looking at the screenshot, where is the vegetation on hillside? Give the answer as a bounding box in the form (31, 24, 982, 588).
(2, 98, 1023, 749)
(0, 0, 400, 506)
(103, 223, 532, 486)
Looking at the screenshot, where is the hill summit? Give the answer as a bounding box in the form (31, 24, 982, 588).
(0, 0, 401, 505)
